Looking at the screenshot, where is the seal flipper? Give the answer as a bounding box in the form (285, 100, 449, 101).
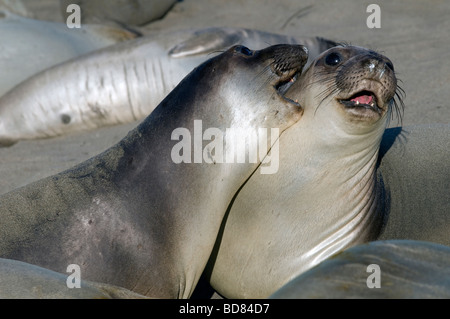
(168, 27, 244, 58)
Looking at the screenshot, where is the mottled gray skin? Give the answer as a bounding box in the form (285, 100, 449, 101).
(270, 240, 450, 299)
(60, 0, 177, 26)
(0, 27, 334, 146)
(0, 44, 306, 298)
(0, 10, 136, 98)
(0, 258, 148, 299)
(206, 46, 400, 298)
(377, 124, 450, 245)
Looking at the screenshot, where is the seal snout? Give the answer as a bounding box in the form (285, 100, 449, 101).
(334, 49, 398, 119)
(265, 44, 308, 107)
(270, 45, 309, 77)
(363, 57, 391, 81)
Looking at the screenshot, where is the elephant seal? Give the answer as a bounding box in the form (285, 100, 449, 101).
(0, 258, 148, 299)
(206, 45, 404, 298)
(0, 44, 307, 298)
(0, 27, 334, 146)
(0, 10, 137, 98)
(270, 240, 450, 299)
(60, 0, 177, 26)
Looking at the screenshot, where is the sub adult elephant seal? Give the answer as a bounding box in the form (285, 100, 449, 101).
(0, 10, 137, 98)
(0, 258, 148, 299)
(0, 26, 335, 146)
(205, 45, 404, 298)
(0, 44, 307, 298)
(270, 240, 450, 299)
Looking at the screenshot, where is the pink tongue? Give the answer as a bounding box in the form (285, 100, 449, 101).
(351, 95, 373, 104)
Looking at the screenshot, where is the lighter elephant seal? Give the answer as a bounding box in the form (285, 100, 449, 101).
(206, 45, 404, 298)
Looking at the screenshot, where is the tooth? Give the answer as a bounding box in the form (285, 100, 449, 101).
(356, 100, 360, 105)
(370, 103, 375, 107)
(290, 78, 294, 82)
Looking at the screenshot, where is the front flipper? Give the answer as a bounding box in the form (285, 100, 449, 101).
(168, 27, 245, 58)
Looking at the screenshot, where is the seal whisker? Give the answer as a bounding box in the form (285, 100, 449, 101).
(392, 87, 405, 124)
(314, 84, 341, 115)
(253, 65, 276, 92)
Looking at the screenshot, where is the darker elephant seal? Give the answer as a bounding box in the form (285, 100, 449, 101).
(0, 44, 307, 298)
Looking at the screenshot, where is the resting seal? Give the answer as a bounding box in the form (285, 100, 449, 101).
(270, 240, 450, 298)
(0, 10, 136, 98)
(0, 44, 307, 298)
(206, 45, 404, 298)
(0, 258, 148, 299)
(0, 27, 334, 146)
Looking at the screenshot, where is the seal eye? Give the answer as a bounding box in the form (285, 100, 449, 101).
(325, 52, 342, 66)
(234, 45, 253, 56)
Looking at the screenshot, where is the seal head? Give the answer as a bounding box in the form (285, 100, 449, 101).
(302, 45, 400, 126)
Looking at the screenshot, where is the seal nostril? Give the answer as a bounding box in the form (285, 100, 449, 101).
(386, 61, 394, 72)
(365, 59, 379, 72)
(234, 45, 253, 56)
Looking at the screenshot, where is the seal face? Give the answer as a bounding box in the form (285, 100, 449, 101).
(304, 46, 400, 124)
(0, 44, 307, 298)
(207, 45, 404, 299)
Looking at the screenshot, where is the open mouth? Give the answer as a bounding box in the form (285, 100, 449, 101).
(275, 72, 300, 105)
(339, 90, 382, 114)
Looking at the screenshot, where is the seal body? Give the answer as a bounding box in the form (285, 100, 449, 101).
(0, 44, 307, 298)
(206, 45, 401, 298)
(0, 27, 334, 146)
(270, 240, 450, 299)
(0, 258, 148, 299)
(0, 10, 136, 98)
